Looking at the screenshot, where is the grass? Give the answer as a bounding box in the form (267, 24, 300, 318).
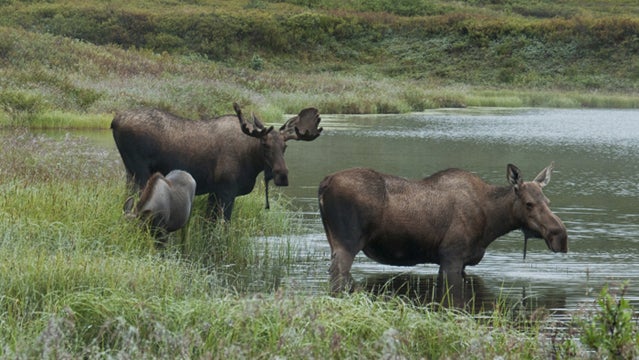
(0, 130, 311, 356)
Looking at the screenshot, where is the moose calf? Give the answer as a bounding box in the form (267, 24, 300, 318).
(123, 170, 196, 247)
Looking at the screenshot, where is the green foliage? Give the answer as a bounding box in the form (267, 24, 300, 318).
(581, 284, 639, 359)
(250, 53, 264, 71)
(268, 0, 448, 16)
(1, 0, 638, 124)
(0, 89, 45, 117)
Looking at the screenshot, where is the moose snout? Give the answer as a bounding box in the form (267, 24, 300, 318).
(274, 171, 289, 186)
(546, 222, 568, 253)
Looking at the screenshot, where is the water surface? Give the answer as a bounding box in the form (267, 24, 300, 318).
(278, 108, 639, 313)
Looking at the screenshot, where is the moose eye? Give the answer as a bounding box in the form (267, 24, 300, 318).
(525, 202, 534, 210)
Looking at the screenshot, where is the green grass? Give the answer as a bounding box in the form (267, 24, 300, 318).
(25, 111, 113, 129)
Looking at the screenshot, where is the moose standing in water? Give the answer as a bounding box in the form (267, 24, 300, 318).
(318, 163, 568, 293)
(123, 169, 196, 247)
(112, 103, 322, 221)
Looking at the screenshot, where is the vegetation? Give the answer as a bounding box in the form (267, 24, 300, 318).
(1, 0, 638, 127)
(581, 283, 639, 359)
(1, 0, 639, 357)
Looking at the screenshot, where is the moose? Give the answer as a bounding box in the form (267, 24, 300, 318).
(318, 163, 568, 293)
(112, 103, 322, 221)
(123, 169, 197, 247)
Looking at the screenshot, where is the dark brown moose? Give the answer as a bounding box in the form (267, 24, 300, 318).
(112, 103, 322, 221)
(123, 169, 196, 247)
(318, 163, 568, 293)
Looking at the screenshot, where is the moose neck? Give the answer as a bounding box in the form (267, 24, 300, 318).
(481, 185, 524, 248)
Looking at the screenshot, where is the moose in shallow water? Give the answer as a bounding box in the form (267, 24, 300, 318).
(112, 103, 322, 221)
(123, 169, 196, 247)
(318, 163, 568, 293)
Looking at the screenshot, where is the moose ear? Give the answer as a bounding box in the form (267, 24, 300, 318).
(507, 164, 523, 188)
(533, 161, 554, 188)
(123, 196, 135, 214)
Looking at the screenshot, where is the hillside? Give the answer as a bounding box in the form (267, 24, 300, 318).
(0, 0, 638, 124)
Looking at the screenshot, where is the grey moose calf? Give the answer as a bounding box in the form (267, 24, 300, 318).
(124, 170, 196, 247)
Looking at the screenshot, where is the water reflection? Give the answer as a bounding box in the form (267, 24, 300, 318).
(361, 272, 568, 314)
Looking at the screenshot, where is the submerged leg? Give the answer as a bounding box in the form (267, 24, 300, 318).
(437, 261, 466, 307)
(329, 247, 357, 294)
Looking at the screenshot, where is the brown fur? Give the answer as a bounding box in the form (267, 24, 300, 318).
(112, 103, 322, 221)
(318, 164, 568, 294)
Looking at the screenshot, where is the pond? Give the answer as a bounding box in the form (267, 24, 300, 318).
(26, 108, 639, 314)
(279, 108, 639, 314)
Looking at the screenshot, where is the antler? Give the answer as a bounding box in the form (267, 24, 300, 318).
(280, 107, 323, 141)
(234, 102, 273, 138)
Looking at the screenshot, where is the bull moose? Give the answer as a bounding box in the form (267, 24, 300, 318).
(123, 169, 196, 247)
(112, 103, 322, 221)
(318, 163, 568, 293)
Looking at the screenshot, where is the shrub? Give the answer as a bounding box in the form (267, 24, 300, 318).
(0, 90, 45, 121)
(250, 53, 264, 71)
(581, 284, 638, 359)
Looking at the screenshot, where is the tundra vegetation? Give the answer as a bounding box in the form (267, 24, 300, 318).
(0, 0, 639, 128)
(1, 0, 639, 357)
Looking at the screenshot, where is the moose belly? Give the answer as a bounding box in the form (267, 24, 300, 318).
(362, 235, 440, 267)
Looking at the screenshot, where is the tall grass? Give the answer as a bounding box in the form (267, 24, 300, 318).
(0, 130, 302, 355)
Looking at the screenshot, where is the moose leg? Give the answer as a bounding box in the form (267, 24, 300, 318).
(437, 260, 466, 307)
(222, 199, 235, 222)
(207, 192, 236, 222)
(148, 225, 169, 250)
(322, 215, 361, 294)
(329, 247, 356, 294)
(124, 170, 150, 194)
(207, 193, 224, 222)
